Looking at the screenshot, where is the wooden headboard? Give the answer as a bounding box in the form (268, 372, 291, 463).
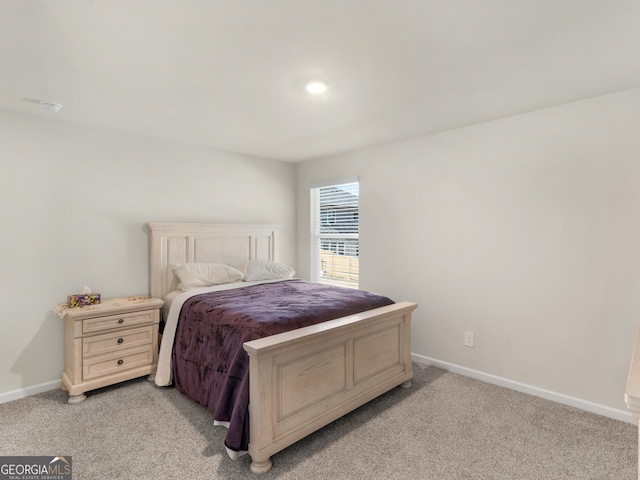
(146, 223, 281, 300)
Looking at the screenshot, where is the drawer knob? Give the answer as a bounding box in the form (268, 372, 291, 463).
(117, 359, 124, 366)
(118, 318, 124, 324)
(117, 338, 124, 344)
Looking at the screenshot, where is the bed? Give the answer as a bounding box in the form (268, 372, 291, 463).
(147, 222, 417, 474)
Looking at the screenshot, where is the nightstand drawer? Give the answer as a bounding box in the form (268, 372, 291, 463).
(82, 326, 154, 358)
(82, 310, 155, 334)
(83, 345, 154, 381)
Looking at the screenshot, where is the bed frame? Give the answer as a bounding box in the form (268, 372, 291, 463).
(146, 222, 417, 474)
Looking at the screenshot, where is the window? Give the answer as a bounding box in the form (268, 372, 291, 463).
(310, 179, 359, 288)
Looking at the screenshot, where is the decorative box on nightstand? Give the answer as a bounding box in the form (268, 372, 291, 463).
(58, 296, 164, 404)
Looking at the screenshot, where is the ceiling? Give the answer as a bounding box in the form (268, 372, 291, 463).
(2, 1, 639, 162)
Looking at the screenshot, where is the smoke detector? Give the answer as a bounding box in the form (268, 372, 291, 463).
(40, 101, 63, 113)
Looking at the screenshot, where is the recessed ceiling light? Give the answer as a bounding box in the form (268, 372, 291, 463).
(305, 81, 328, 95)
(40, 101, 63, 113)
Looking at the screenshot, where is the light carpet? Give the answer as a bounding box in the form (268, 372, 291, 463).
(0, 364, 635, 479)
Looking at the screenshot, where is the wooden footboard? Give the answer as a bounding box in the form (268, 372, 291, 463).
(243, 301, 417, 473)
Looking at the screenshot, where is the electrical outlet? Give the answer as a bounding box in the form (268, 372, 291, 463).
(464, 331, 474, 348)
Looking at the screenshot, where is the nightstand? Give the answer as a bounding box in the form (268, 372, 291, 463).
(58, 296, 164, 404)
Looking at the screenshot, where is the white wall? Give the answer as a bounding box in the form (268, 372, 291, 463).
(297, 88, 640, 412)
(0, 110, 296, 396)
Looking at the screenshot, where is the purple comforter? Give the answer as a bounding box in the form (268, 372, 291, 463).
(172, 279, 394, 453)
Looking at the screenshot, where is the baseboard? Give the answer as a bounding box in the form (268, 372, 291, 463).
(412, 353, 635, 425)
(0, 380, 61, 405)
(2, 359, 634, 426)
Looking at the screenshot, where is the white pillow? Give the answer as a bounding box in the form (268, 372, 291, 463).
(171, 263, 245, 291)
(235, 260, 295, 282)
